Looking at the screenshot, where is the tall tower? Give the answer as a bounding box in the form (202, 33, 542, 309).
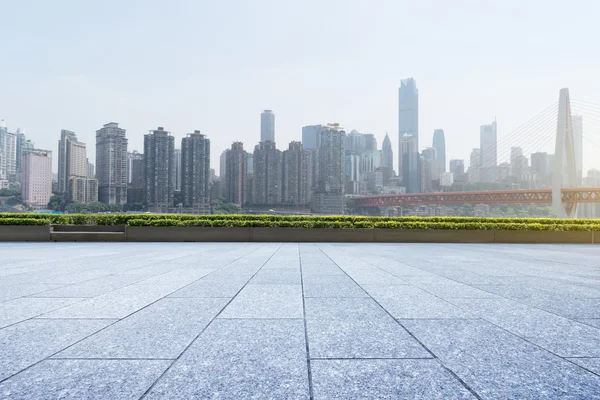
(381, 133, 394, 174)
(225, 142, 247, 206)
(282, 141, 312, 207)
(57, 130, 88, 195)
(432, 129, 446, 173)
(144, 127, 175, 212)
(96, 122, 128, 205)
(552, 88, 577, 218)
(181, 131, 210, 212)
(252, 141, 282, 206)
(398, 78, 419, 191)
(480, 120, 497, 169)
(261, 110, 275, 143)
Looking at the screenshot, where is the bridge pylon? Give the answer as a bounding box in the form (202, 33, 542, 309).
(552, 88, 578, 218)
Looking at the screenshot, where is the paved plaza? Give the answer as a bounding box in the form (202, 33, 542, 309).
(1, 242, 600, 399)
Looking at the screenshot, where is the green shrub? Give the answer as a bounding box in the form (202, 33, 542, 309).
(0, 218, 50, 226)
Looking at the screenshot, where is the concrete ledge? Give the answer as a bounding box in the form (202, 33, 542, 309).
(0, 226, 51, 241)
(494, 230, 593, 244)
(0, 225, 598, 243)
(126, 226, 252, 242)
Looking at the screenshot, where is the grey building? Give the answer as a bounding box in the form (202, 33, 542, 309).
(381, 133, 394, 174)
(312, 126, 346, 214)
(225, 142, 247, 206)
(252, 141, 282, 206)
(144, 127, 175, 212)
(480, 120, 497, 169)
(219, 149, 229, 199)
(302, 125, 323, 150)
(181, 131, 210, 213)
(174, 149, 182, 192)
(96, 122, 128, 205)
(127, 152, 145, 205)
(57, 129, 88, 196)
(283, 141, 312, 207)
(260, 110, 275, 143)
(432, 129, 446, 173)
(398, 78, 419, 191)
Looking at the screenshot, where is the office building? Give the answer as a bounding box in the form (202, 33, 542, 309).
(181, 131, 211, 213)
(302, 125, 323, 150)
(432, 129, 446, 173)
(381, 133, 394, 174)
(0, 123, 17, 183)
(144, 127, 175, 212)
(450, 159, 465, 176)
(468, 148, 481, 183)
(398, 78, 419, 183)
(225, 142, 247, 206)
(398, 133, 420, 193)
(252, 141, 282, 205)
(96, 122, 128, 205)
(261, 110, 275, 143)
(21, 149, 52, 208)
(87, 160, 95, 178)
(15, 129, 34, 184)
(283, 141, 312, 206)
(312, 125, 346, 214)
(480, 120, 498, 169)
(219, 149, 229, 199)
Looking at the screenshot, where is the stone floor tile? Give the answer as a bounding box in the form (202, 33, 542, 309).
(219, 284, 303, 319)
(0, 297, 82, 328)
(0, 359, 170, 399)
(568, 358, 600, 375)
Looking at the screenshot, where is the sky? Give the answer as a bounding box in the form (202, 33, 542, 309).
(2, 0, 600, 175)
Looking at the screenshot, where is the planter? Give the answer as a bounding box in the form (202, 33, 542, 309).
(252, 227, 375, 242)
(0, 225, 51, 241)
(494, 230, 593, 244)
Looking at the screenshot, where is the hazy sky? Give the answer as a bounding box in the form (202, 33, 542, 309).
(2, 0, 600, 174)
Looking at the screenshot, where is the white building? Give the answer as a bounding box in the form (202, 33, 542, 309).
(21, 149, 52, 208)
(261, 110, 275, 143)
(0, 122, 17, 183)
(480, 120, 497, 170)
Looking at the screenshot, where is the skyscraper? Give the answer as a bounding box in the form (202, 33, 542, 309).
(96, 122, 128, 205)
(144, 127, 175, 212)
(398, 133, 419, 193)
(21, 149, 52, 208)
(15, 128, 34, 184)
(398, 78, 419, 189)
(480, 120, 497, 169)
(174, 148, 182, 192)
(261, 110, 275, 143)
(312, 125, 346, 214)
(468, 148, 481, 183)
(181, 131, 211, 213)
(449, 159, 465, 176)
(57, 129, 88, 196)
(572, 115, 583, 186)
(302, 125, 323, 150)
(0, 123, 17, 184)
(381, 133, 393, 174)
(219, 149, 229, 199)
(127, 151, 145, 205)
(282, 141, 313, 207)
(225, 142, 247, 206)
(432, 129, 446, 173)
(252, 141, 282, 206)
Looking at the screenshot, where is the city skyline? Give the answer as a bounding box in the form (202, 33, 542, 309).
(2, 1, 600, 176)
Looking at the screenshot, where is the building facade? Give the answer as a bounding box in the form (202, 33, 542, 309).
(174, 148, 182, 192)
(21, 149, 52, 208)
(252, 141, 282, 206)
(144, 127, 175, 212)
(432, 129, 446, 173)
(0, 123, 17, 184)
(181, 131, 211, 213)
(398, 133, 419, 193)
(260, 110, 275, 143)
(398, 78, 419, 190)
(69, 177, 99, 204)
(96, 122, 128, 205)
(381, 133, 394, 175)
(282, 141, 312, 207)
(225, 142, 247, 206)
(312, 126, 346, 214)
(480, 120, 498, 170)
(57, 130, 87, 195)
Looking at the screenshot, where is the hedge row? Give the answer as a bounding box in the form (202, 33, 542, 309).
(3, 213, 600, 226)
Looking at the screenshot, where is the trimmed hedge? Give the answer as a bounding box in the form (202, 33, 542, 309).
(1, 213, 600, 231)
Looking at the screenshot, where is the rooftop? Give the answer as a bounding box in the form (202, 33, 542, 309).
(1, 242, 599, 399)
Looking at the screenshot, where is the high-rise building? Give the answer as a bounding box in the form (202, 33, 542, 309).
(21, 149, 52, 208)
(86, 160, 95, 178)
(15, 129, 34, 184)
(181, 131, 211, 212)
(225, 142, 247, 206)
(480, 120, 497, 169)
(381, 133, 394, 174)
(0, 124, 17, 183)
(127, 152, 145, 205)
(69, 177, 98, 204)
(531, 152, 549, 177)
(252, 141, 282, 206)
(57, 129, 88, 198)
(96, 122, 128, 205)
(282, 141, 313, 207)
(468, 148, 481, 183)
(398, 133, 419, 193)
(174, 148, 182, 192)
(449, 159, 465, 176)
(144, 127, 175, 212)
(302, 125, 323, 150)
(432, 129, 446, 173)
(398, 78, 419, 185)
(312, 125, 346, 214)
(127, 151, 143, 184)
(219, 149, 229, 199)
(260, 110, 275, 143)
(572, 115, 583, 186)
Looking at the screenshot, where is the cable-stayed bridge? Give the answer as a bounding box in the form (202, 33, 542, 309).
(349, 89, 600, 218)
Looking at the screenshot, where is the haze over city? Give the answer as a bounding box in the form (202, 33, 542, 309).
(2, 0, 600, 173)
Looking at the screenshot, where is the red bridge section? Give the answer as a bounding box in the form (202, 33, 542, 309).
(350, 188, 600, 207)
